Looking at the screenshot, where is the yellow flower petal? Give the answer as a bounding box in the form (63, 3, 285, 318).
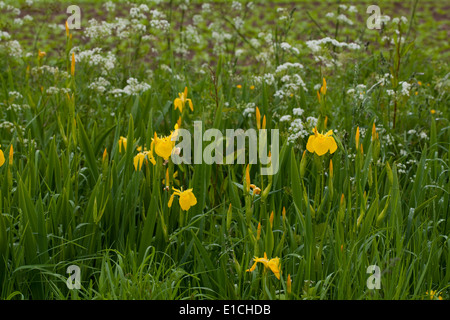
(327, 136, 338, 154)
(178, 189, 197, 211)
(312, 135, 329, 156)
(0, 149, 5, 167)
(133, 153, 146, 171)
(119, 136, 127, 153)
(306, 135, 316, 153)
(174, 98, 183, 112)
(154, 136, 174, 160)
(267, 258, 281, 279)
(168, 193, 175, 208)
(256, 107, 261, 130)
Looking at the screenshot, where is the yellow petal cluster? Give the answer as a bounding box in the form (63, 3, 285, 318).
(425, 290, 443, 300)
(151, 125, 179, 161)
(174, 87, 193, 113)
(168, 187, 197, 211)
(306, 127, 338, 156)
(246, 252, 281, 280)
(118, 136, 127, 153)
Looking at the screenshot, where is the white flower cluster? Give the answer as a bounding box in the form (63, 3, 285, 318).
(231, 1, 242, 11)
(276, 74, 308, 99)
(176, 24, 203, 57)
(277, 104, 315, 145)
(88, 77, 111, 94)
(280, 42, 299, 55)
(6, 103, 30, 112)
(337, 14, 353, 25)
(210, 25, 232, 55)
(0, 31, 10, 40)
(148, 9, 170, 31)
(306, 37, 360, 53)
(202, 3, 211, 13)
(407, 129, 428, 140)
(1, 2, 20, 15)
(192, 14, 203, 26)
(122, 78, 151, 96)
(8, 91, 22, 100)
(396, 162, 407, 174)
(392, 16, 408, 25)
(275, 62, 308, 97)
(376, 73, 393, 86)
(109, 78, 151, 97)
(347, 84, 366, 100)
(0, 39, 22, 58)
(379, 15, 391, 24)
(31, 65, 69, 79)
(233, 16, 244, 30)
(338, 4, 357, 13)
(84, 19, 115, 39)
(103, 1, 115, 12)
(13, 18, 24, 26)
(46, 87, 72, 95)
(287, 117, 309, 144)
(0, 120, 16, 133)
(398, 81, 412, 96)
(280, 115, 291, 122)
(275, 62, 304, 74)
(243, 102, 256, 118)
(130, 5, 148, 20)
(71, 47, 116, 76)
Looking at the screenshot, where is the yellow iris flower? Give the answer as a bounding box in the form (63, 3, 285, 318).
(168, 187, 198, 211)
(151, 127, 178, 161)
(174, 87, 193, 113)
(118, 136, 127, 153)
(250, 184, 261, 195)
(246, 252, 281, 280)
(426, 290, 443, 300)
(306, 127, 338, 156)
(38, 49, 46, 59)
(133, 152, 149, 171)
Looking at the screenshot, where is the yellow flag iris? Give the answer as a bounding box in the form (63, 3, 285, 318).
(246, 252, 281, 280)
(148, 124, 179, 162)
(133, 152, 148, 171)
(306, 127, 338, 156)
(168, 187, 197, 211)
(174, 87, 193, 113)
(118, 136, 127, 153)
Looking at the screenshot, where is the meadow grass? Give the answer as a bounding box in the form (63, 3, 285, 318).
(0, 0, 448, 300)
